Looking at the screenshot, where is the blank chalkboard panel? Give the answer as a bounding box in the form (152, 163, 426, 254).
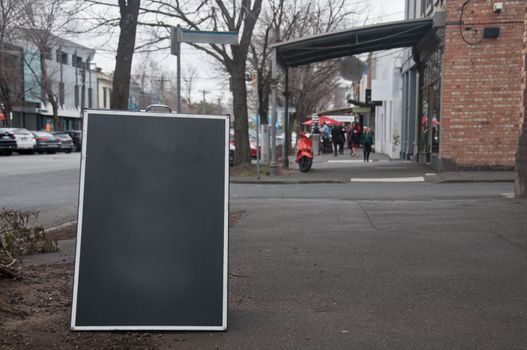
(71, 111, 229, 330)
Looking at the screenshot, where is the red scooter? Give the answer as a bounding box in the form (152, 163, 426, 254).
(296, 132, 313, 172)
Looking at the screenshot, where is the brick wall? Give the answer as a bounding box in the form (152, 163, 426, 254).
(523, 4, 527, 123)
(441, 0, 525, 169)
(515, 3, 527, 195)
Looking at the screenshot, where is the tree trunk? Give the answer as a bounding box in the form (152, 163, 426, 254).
(515, 6, 527, 198)
(39, 52, 60, 130)
(50, 98, 59, 130)
(111, 0, 140, 110)
(231, 61, 251, 164)
(257, 71, 270, 125)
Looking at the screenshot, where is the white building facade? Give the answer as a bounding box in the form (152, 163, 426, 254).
(11, 31, 96, 131)
(371, 50, 403, 159)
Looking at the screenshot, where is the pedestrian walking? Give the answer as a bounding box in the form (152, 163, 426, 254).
(346, 125, 354, 155)
(331, 123, 345, 156)
(322, 122, 331, 153)
(351, 122, 362, 156)
(361, 127, 375, 162)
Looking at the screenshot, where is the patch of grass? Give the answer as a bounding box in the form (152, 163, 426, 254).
(230, 163, 271, 177)
(230, 162, 296, 177)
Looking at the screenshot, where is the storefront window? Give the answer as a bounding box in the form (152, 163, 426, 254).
(419, 46, 443, 157)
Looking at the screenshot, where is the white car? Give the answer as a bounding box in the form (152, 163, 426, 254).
(10, 128, 36, 154)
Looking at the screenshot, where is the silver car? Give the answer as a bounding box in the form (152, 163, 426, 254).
(10, 128, 36, 154)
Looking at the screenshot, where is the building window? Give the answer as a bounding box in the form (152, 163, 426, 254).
(56, 50, 68, 64)
(421, 0, 434, 16)
(75, 84, 79, 108)
(59, 82, 65, 106)
(103, 87, 107, 108)
(419, 46, 443, 156)
(72, 54, 83, 68)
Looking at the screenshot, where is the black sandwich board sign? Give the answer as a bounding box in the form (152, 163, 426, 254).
(71, 110, 229, 331)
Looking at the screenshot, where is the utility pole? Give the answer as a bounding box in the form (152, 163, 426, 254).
(199, 89, 210, 103)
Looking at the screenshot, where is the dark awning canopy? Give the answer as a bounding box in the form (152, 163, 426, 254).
(271, 18, 433, 68)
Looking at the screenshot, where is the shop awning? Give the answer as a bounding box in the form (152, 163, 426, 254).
(271, 18, 433, 68)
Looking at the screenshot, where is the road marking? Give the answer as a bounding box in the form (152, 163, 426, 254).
(425, 173, 437, 176)
(350, 176, 425, 183)
(501, 193, 514, 199)
(328, 160, 365, 163)
(46, 220, 77, 231)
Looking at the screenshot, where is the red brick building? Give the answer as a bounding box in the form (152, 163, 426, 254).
(440, 0, 525, 169)
(400, 0, 525, 170)
(516, 3, 527, 194)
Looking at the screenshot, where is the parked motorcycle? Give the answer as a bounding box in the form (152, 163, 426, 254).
(296, 132, 313, 172)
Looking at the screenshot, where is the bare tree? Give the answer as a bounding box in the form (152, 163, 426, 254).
(111, 0, 140, 110)
(144, 1, 264, 164)
(248, 0, 363, 160)
(0, 0, 23, 125)
(132, 56, 178, 110)
(18, 0, 72, 127)
(182, 64, 198, 113)
(250, 0, 364, 125)
(76, 0, 264, 163)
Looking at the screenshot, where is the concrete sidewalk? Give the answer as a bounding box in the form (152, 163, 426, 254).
(231, 152, 515, 184)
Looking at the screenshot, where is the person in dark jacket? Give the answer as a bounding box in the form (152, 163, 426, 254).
(361, 127, 375, 162)
(331, 123, 345, 156)
(351, 122, 362, 156)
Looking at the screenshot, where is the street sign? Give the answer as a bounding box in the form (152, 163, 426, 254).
(71, 110, 229, 331)
(171, 26, 239, 47)
(181, 29, 238, 45)
(170, 27, 238, 53)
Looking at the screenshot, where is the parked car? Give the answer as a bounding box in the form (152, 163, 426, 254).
(51, 131, 75, 153)
(63, 130, 82, 152)
(10, 128, 36, 154)
(229, 143, 235, 166)
(230, 129, 259, 160)
(144, 104, 172, 113)
(0, 128, 17, 155)
(31, 131, 60, 154)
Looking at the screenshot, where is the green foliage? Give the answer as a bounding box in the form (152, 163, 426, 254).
(0, 209, 58, 265)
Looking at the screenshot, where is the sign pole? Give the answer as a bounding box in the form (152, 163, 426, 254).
(175, 26, 182, 113)
(270, 48, 278, 176)
(253, 73, 260, 179)
(171, 26, 238, 114)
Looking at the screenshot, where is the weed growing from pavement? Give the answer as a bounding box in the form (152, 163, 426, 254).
(0, 209, 58, 270)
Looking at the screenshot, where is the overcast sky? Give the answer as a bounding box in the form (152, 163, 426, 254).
(80, 0, 405, 104)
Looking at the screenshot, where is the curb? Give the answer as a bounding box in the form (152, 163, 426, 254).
(230, 179, 346, 184)
(433, 179, 515, 184)
(45, 220, 77, 232)
(231, 178, 515, 185)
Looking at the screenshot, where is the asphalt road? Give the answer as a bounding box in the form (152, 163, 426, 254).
(202, 195, 527, 350)
(2, 152, 527, 349)
(0, 153, 81, 228)
(0, 152, 515, 227)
